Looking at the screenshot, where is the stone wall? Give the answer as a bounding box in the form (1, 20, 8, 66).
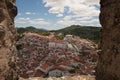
(0, 0, 18, 80)
(96, 0, 120, 80)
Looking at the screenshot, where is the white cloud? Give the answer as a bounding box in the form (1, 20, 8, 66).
(57, 20, 76, 26)
(33, 18, 45, 21)
(86, 0, 100, 4)
(75, 16, 92, 21)
(29, 18, 50, 25)
(25, 12, 36, 15)
(56, 15, 100, 27)
(43, 0, 100, 29)
(43, 0, 100, 16)
(43, 0, 64, 14)
(63, 16, 72, 20)
(25, 12, 31, 15)
(15, 17, 51, 27)
(30, 21, 50, 25)
(56, 14, 63, 17)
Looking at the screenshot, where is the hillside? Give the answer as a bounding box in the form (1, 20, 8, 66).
(17, 25, 101, 43)
(17, 26, 48, 34)
(54, 25, 101, 43)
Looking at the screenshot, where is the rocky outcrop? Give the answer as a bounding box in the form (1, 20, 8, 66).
(96, 0, 120, 80)
(0, 0, 18, 80)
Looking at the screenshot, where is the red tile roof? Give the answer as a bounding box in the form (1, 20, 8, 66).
(49, 38, 64, 43)
(49, 66, 65, 71)
(41, 64, 49, 70)
(34, 69, 44, 77)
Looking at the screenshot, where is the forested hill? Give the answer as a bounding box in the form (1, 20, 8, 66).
(54, 25, 101, 43)
(17, 26, 48, 34)
(17, 25, 101, 43)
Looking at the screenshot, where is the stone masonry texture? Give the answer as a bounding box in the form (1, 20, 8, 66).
(0, 0, 18, 80)
(96, 0, 120, 80)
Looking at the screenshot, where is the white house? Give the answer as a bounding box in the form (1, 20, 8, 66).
(48, 42, 56, 47)
(49, 69, 64, 77)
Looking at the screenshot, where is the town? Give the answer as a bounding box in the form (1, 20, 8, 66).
(16, 32, 98, 78)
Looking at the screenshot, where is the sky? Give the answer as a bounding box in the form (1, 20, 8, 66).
(15, 0, 101, 30)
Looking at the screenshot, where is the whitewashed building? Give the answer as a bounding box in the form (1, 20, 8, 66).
(49, 69, 64, 77)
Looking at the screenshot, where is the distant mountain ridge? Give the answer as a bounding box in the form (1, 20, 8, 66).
(54, 25, 101, 43)
(17, 26, 48, 34)
(17, 25, 101, 43)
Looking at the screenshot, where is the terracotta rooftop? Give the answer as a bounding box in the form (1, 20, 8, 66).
(49, 38, 64, 43)
(41, 64, 50, 70)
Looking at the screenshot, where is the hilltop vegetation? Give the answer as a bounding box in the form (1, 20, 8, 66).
(17, 25, 101, 43)
(55, 25, 101, 43)
(17, 26, 50, 36)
